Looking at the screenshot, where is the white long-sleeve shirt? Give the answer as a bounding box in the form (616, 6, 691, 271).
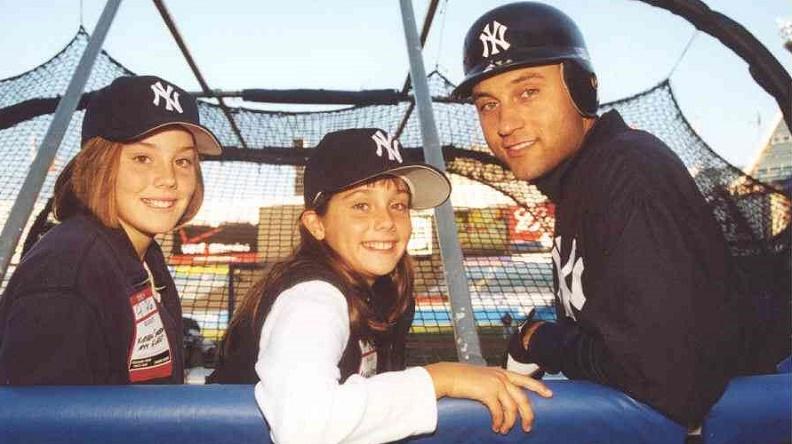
(254, 280, 438, 444)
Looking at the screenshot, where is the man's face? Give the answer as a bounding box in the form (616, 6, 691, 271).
(472, 64, 593, 181)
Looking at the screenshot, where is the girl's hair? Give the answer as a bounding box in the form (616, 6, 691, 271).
(227, 177, 414, 348)
(52, 134, 204, 227)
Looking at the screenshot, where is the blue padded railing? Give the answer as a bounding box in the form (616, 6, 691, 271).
(702, 373, 791, 444)
(0, 375, 788, 444)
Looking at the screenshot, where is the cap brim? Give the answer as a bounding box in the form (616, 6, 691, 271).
(383, 164, 452, 210)
(320, 163, 451, 211)
(182, 123, 223, 156)
(132, 122, 223, 156)
(453, 55, 574, 99)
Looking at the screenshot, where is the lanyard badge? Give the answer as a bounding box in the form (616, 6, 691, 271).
(127, 286, 173, 382)
(358, 340, 377, 378)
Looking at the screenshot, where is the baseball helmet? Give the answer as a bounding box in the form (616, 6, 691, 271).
(453, 2, 598, 117)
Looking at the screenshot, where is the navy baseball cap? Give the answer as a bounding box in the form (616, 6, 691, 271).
(81, 75, 222, 155)
(304, 128, 451, 210)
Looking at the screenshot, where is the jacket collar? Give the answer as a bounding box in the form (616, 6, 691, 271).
(74, 213, 166, 284)
(532, 110, 626, 201)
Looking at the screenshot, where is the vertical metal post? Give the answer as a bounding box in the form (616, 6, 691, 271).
(227, 264, 236, 327)
(0, 0, 123, 285)
(399, 0, 486, 365)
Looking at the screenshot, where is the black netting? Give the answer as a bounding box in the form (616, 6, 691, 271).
(1, 30, 788, 366)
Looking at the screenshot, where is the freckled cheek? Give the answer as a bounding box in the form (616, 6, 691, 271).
(177, 171, 198, 193)
(116, 176, 150, 195)
(342, 221, 369, 243)
(398, 219, 412, 240)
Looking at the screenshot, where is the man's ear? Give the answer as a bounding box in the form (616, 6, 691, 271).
(301, 210, 326, 240)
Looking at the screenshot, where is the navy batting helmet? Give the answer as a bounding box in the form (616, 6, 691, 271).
(453, 2, 598, 117)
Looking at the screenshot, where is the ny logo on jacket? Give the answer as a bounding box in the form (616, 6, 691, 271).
(552, 236, 586, 321)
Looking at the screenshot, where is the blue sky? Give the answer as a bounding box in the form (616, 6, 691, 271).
(0, 0, 789, 168)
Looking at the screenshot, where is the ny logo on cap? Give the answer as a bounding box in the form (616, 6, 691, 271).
(371, 130, 403, 163)
(150, 81, 183, 114)
(479, 20, 510, 58)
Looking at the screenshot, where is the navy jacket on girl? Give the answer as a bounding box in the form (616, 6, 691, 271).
(0, 213, 184, 385)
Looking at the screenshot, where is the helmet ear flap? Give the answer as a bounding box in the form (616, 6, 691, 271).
(561, 61, 599, 117)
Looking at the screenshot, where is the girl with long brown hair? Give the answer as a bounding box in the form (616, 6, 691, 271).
(210, 128, 551, 443)
(0, 75, 221, 385)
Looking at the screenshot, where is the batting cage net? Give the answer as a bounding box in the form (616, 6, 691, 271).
(1, 30, 789, 366)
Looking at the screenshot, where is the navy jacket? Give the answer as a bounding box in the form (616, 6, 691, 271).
(0, 214, 184, 385)
(523, 110, 759, 425)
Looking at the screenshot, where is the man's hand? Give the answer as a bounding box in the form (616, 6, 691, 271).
(506, 309, 545, 372)
(521, 320, 545, 349)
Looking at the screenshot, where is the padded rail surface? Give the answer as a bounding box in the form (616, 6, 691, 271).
(0, 377, 786, 444)
(0, 381, 683, 444)
(702, 374, 791, 444)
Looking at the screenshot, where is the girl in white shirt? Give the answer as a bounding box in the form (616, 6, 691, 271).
(211, 128, 551, 444)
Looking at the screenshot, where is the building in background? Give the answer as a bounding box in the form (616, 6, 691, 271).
(742, 17, 792, 192)
(746, 113, 792, 194)
(779, 17, 792, 53)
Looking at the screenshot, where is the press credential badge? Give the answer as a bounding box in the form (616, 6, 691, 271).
(128, 286, 172, 382)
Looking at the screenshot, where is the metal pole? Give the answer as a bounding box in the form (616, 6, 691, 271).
(395, 0, 439, 140)
(152, 0, 248, 149)
(400, 0, 440, 95)
(0, 0, 123, 285)
(227, 263, 236, 327)
(398, 0, 486, 365)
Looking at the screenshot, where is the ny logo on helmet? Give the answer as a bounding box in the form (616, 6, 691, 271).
(371, 131, 403, 163)
(479, 20, 510, 58)
(150, 81, 183, 114)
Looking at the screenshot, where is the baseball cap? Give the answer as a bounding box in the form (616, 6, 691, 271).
(303, 128, 451, 210)
(81, 75, 222, 155)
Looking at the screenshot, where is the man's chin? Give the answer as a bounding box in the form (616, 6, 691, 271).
(511, 167, 542, 182)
